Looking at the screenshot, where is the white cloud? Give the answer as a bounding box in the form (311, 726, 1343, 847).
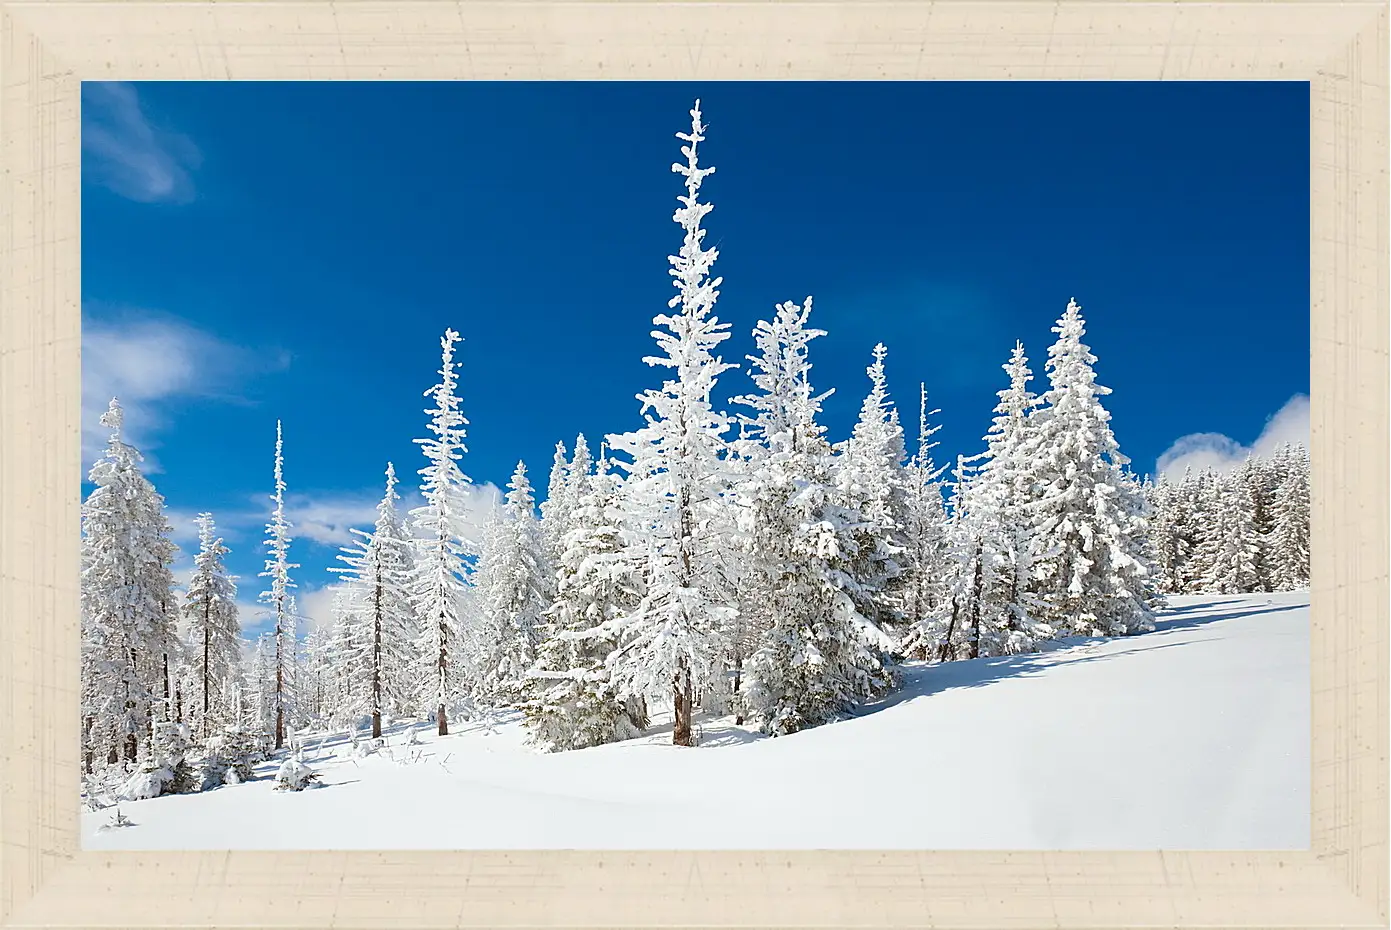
(82, 82, 200, 203)
(1157, 394, 1310, 479)
(82, 312, 289, 472)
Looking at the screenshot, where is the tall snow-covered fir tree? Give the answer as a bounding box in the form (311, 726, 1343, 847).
(732, 297, 895, 736)
(409, 328, 476, 736)
(328, 462, 419, 737)
(892, 383, 951, 659)
(959, 342, 1052, 657)
(1194, 470, 1263, 594)
(834, 343, 912, 641)
(1026, 300, 1156, 637)
(473, 461, 552, 703)
(605, 99, 739, 747)
(1267, 444, 1311, 590)
(258, 420, 300, 750)
(180, 513, 242, 743)
(80, 398, 180, 773)
(521, 447, 648, 751)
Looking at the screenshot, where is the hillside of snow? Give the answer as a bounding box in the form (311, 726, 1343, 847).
(82, 591, 1309, 850)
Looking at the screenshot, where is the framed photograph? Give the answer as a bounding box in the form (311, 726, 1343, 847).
(1, 2, 1385, 927)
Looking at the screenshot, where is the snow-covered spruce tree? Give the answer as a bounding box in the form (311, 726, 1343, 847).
(80, 398, 180, 773)
(539, 435, 595, 580)
(409, 328, 477, 736)
(1181, 467, 1224, 591)
(961, 342, 1053, 656)
(1237, 455, 1276, 591)
(605, 100, 739, 748)
(834, 343, 912, 641)
(1195, 470, 1263, 594)
(1026, 299, 1156, 637)
(521, 448, 648, 751)
(1147, 472, 1198, 595)
(328, 463, 419, 737)
(473, 462, 552, 703)
(732, 297, 896, 736)
(541, 440, 573, 567)
(1268, 444, 1311, 591)
(299, 618, 335, 726)
(892, 383, 952, 659)
(258, 420, 300, 750)
(247, 632, 277, 749)
(181, 513, 243, 743)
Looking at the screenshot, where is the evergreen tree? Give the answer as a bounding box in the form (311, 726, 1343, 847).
(258, 420, 300, 750)
(80, 398, 179, 772)
(606, 100, 739, 747)
(1268, 444, 1311, 590)
(329, 463, 419, 737)
(181, 513, 242, 743)
(1195, 471, 1263, 594)
(734, 297, 895, 735)
(409, 328, 476, 736)
(967, 342, 1052, 656)
(893, 383, 951, 656)
(1027, 300, 1155, 637)
(474, 461, 552, 703)
(834, 343, 912, 639)
(521, 449, 648, 751)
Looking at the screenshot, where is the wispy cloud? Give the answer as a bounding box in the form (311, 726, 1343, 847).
(82, 309, 290, 472)
(1157, 394, 1309, 479)
(82, 82, 201, 204)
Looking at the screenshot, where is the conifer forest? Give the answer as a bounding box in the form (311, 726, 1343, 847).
(80, 101, 1311, 848)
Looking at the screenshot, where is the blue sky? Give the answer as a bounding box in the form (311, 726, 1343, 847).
(81, 80, 1311, 638)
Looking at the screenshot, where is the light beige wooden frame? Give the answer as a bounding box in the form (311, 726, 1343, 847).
(0, 2, 1385, 927)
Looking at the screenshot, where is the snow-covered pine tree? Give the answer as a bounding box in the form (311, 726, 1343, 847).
(1268, 444, 1311, 591)
(1194, 470, 1263, 594)
(1182, 467, 1224, 591)
(892, 383, 952, 657)
(1147, 474, 1197, 595)
(181, 513, 242, 742)
(473, 461, 552, 703)
(299, 619, 335, 726)
(247, 632, 277, 749)
(962, 342, 1053, 656)
(409, 328, 476, 736)
(605, 100, 739, 747)
(258, 420, 300, 750)
(539, 435, 595, 584)
(328, 463, 419, 737)
(834, 344, 912, 639)
(541, 440, 572, 567)
(80, 398, 180, 772)
(1027, 299, 1156, 637)
(732, 296, 896, 736)
(1238, 455, 1276, 591)
(521, 447, 648, 751)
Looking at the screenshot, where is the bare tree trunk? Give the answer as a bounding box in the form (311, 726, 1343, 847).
(373, 576, 383, 739)
(203, 599, 212, 740)
(672, 661, 694, 747)
(938, 596, 960, 664)
(968, 545, 984, 660)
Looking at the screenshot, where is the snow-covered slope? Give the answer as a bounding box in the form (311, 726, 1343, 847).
(82, 591, 1309, 850)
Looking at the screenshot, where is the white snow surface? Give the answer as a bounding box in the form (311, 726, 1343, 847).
(83, 591, 1309, 850)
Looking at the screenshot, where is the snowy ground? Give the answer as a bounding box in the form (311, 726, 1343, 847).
(83, 591, 1309, 850)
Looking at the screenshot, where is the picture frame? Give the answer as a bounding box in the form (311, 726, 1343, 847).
(1, 1, 1385, 927)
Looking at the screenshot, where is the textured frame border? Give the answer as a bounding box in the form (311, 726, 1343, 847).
(0, 2, 1385, 928)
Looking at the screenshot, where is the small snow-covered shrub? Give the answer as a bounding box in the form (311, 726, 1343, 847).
(154, 722, 200, 794)
(118, 765, 174, 801)
(201, 726, 264, 787)
(273, 758, 319, 791)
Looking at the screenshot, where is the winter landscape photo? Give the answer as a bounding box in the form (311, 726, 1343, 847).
(79, 81, 1311, 851)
